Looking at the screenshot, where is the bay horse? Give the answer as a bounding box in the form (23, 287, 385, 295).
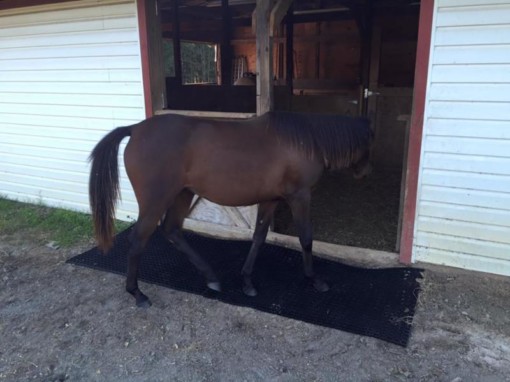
(89, 111, 372, 307)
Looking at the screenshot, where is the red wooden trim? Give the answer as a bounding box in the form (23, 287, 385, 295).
(0, 0, 74, 10)
(399, 0, 435, 264)
(136, 0, 153, 118)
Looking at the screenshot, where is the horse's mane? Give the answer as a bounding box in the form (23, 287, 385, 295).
(267, 111, 372, 170)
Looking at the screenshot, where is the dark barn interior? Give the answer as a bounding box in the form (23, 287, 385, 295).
(156, 0, 420, 252)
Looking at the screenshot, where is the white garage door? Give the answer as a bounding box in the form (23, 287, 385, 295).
(0, 0, 144, 220)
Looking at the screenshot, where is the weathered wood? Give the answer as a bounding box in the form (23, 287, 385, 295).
(148, 0, 166, 111)
(396, 114, 411, 252)
(182, 219, 400, 268)
(220, 0, 232, 84)
(366, 23, 381, 121)
(359, 0, 373, 115)
(172, 0, 182, 84)
(256, 0, 273, 115)
(223, 206, 251, 228)
(270, 0, 294, 37)
(155, 109, 255, 119)
(186, 198, 256, 229)
(285, 5, 294, 93)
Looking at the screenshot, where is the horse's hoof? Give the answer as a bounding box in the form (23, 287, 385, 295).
(243, 285, 258, 297)
(313, 278, 329, 292)
(136, 297, 152, 309)
(128, 288, 152, 308)
(207, 281, 222, 292)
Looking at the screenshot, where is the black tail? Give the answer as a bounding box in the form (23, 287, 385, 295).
(89, 126, 132, 252)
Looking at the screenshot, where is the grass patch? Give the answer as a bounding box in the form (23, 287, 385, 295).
(0, 198, 132, 247)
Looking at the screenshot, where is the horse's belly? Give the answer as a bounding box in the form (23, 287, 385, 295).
(190, 178, 278, 207)
(186, 163, 321, 207)
(187, 167, 282, 207)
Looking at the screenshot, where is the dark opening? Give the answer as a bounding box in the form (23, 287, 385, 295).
(157, 0, 421, 253)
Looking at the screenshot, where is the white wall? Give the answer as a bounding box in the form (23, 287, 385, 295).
(414, 0, 510, 275)
(0, 0, 143, 220)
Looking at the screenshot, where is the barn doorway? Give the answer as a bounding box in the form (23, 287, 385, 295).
(273, 1, 421, 252)
(154, 0, 421, 253)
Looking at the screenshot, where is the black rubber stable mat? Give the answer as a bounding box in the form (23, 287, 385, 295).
(67, 227, 422, 346)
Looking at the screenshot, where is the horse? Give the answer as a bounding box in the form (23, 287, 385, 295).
(89, 111, 372, 307)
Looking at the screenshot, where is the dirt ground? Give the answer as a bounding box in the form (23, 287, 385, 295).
(1, 230, 510, 382)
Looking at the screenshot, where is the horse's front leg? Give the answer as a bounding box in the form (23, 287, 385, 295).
(241, 201, 279, 296)
(288, 191, 329, 292)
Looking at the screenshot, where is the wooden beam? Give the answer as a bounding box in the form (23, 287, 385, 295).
(359, 0, 373, 115)
(220, 0, 233, 85)
(285, 5, 294, 93)
(0, 0, 75, 11)
(290, 9, 353, 23)
(270, 0, 294, 36)
(182, 219, 400, 269)
(137, 0, 154, 118)
(155, 109, 256, 119)
(137, 0, 166, 116)
(172, 0, 183, 84)
(256, 0, 274, 114)
(399, 0, 435, 264)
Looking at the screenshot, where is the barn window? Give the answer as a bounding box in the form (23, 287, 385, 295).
(163, 40, 218, 84)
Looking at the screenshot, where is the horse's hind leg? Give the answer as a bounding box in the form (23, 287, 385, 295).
(126, 208, 162, 308)
(241, 200, 278, 296)
(287, 190, 329, 292)
(162, 190, 221, 292)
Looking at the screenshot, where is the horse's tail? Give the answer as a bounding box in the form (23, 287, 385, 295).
(89, 126, 132, 252)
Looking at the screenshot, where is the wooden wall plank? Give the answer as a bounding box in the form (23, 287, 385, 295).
(421, 169, 510, 193)
(424, 136, 510, 157)
(435, 24, 510, 46)
(431, 64, 510, 83)
(426, 118, 510, 139)
(422, 153, 510, 175)
(419, 201, 510, 227)
(436, 3, 510, 26)
(414, 246, 510, 277)
(417, 216, 510, 244)
(429, 83, 510, 102)
(420, 185, 510, 210)
(415, 233, 510, 262)
(434, 44, 510, 64)
(427, 101, 510, 121)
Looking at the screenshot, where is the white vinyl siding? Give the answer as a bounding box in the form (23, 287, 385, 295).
(414, 0, 510, 275)
(0, 0, 143, 220)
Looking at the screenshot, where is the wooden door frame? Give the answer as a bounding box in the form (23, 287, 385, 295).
(139, 0, 436, 266)
(137, 0, 166, 118)
(398, 0, 434, 264)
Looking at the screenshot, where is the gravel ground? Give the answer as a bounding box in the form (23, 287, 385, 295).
(1, 230, 510, 382)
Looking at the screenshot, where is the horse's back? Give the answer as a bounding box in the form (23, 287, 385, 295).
(124, 113, 323, 206)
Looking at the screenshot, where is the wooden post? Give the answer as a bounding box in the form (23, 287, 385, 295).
(172, 0, 182, 84)
(256, 0, 273, 115)
(366, 23, 381, 122)
(358, 0, 373, 116)
(256, 0, 294, 115)
(285, 5, 294, 95)
(221, 0, 232, 85)
(137, 0, 166, 117)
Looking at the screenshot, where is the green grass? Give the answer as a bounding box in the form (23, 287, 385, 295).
(0, 198, 132, 247)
